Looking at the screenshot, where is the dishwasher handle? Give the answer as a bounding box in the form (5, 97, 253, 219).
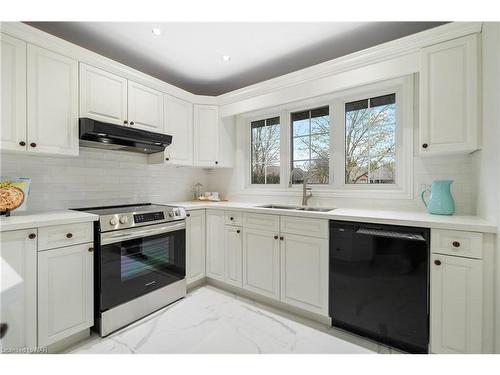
(356, 227, 426, 241)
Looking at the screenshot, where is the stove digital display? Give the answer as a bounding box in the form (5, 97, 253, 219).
(133, 212, 165, 223)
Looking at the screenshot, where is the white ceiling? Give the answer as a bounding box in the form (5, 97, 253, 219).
(27, 22, 446, 95)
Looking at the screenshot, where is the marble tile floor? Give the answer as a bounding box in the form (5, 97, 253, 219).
(68, 285, 399, 354)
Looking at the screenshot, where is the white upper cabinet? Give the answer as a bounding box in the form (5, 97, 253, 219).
(0, 229, 37, 351)
(127, 80, 164, 132)
(79, 63, 128, 126)
(420, 34, 480, 155)
(27, 44, 79, 156)
(193, 104, 220, 167)
(163, 95, 193, 165)
(1, 33, 27, 152)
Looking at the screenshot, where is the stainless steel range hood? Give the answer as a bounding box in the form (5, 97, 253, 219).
(79, 118, 172, 154)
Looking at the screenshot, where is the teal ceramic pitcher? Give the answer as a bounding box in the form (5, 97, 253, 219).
(421, 180, 455, 215)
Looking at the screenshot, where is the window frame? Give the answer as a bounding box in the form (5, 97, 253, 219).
(242, 76, 414, 199)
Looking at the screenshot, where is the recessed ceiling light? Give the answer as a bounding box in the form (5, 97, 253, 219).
(222, 55, 231, 62)
(152, 28, 161, 36)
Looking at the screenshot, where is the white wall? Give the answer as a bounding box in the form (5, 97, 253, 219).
(0, 148, 209, 211)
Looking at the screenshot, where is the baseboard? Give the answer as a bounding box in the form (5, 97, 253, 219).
(46, 329, 91, 354)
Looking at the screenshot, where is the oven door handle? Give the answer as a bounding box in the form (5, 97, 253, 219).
(101, 221, 186, 245)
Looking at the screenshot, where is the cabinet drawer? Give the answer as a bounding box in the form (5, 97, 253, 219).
(280, 216, 328, 238)
(431, 229, 483, 259)
(38, 222, 93, 251)
(225, 211, 243, 226)
(243, 212, 279, 232)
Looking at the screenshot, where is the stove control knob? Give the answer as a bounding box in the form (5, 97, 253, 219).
(109, 217, 118, 226)
(168, 211, 174, 218)
(119, 216, 128, 224)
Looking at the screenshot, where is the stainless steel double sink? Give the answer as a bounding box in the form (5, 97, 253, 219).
(257, 204, 335, 212)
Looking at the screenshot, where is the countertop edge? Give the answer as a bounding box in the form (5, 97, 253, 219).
(0, 211, 99, 233)
(171, 202, 497, 234)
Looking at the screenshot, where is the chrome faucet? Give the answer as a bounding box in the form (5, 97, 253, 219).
(289, 168, 313, 206)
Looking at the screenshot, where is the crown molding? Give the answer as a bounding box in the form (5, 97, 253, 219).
(1, 21, 483, 109)
(216, 22, 483, 106)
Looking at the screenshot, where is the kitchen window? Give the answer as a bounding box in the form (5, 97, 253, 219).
(244, 76, 413, 198)
(344, 94, 396, 185)
(250, 116, 281, 184)
(291, 107, 330, 184)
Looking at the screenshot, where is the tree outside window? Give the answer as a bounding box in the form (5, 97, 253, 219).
(345, 94, 396, 184)
(251, 117, 280, 184)
(291, 107, 330, 184)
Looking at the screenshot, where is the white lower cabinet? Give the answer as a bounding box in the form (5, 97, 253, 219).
(224, 226, 243, 288)
(205, 210, 226, 281)
(430, 253, 483, 354)
(280, 234, 329, 315)
(186, 210, 206, 284)
(37, 243, 94, 347)
(0, 229, 37, 351)
(242, 228, 280, 300)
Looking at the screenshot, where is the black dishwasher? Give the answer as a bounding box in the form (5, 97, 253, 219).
(329, 220, 430, 353)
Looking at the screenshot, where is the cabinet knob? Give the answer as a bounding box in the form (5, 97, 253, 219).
(237, 230, 241, 234)
(274, 235, 278, 240)
(165, 157, 170, 161)
(130, 121, 134, 125)
(230, 217, 234, 221)
(19, 141, 26, 146)
(280, 236, 284, 241)
(28, 233, 36, 239)
(452, 241, 460, 248)
(186, 213, 191, 217)
(434, 259, 441, 266)
(215, 161, 218, 165)
(88, 247, 94, 253)
(422, 143, 428, 149)
(30, 142, 37, 148)
(66, 233, 73, 239)
(123, 120, 128, 124)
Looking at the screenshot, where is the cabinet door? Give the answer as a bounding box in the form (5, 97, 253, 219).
(164, 95, 193, 165)
(224, 226, 243, 288)
(38, 243, 94, 346)
(79, 63, 128, 125)
(27, 44, 79, 156)
(186, 210, 206, 284)
(0, 33, 27, 152)
(430, 254, 483, 354)
(280, 234, 328, 315)
(242, 228, 280, 300)
(128, 80, 164, 132)
(420, 34, 479, 155)
(0, 229, 37, 351)
(193, 104, 219, 167)
(205, 209, 225, 281)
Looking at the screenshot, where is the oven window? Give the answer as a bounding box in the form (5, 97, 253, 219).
(99, 228, 186, 311)
(121, 235, 176, 281)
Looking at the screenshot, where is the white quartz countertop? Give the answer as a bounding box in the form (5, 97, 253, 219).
(160, 201, 497, 233)
(0, 210, 99, 232)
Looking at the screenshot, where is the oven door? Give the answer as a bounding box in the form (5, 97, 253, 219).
(99, 221, 186, 311)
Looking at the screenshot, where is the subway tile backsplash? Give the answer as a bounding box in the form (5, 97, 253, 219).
(1, 148, 209, 211)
